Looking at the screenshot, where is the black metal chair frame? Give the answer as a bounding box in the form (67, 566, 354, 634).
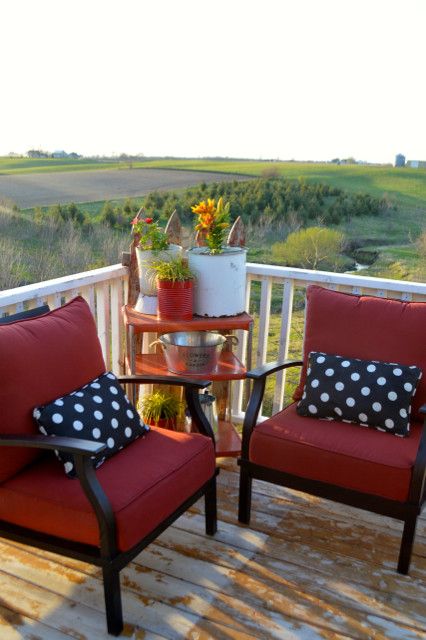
(0, 307, 218, 635)
(238, 359, 426, 575)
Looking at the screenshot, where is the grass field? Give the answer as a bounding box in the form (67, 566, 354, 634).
(2, 157, 426, 211)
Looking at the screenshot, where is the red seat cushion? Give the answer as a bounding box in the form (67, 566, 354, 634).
(293, 286, 426, 421)
(249, 403, 422, 501)
(0, 427, 215, 551)
(0, 297, 105, 482)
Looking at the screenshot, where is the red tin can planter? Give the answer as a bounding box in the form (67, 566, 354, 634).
(157, 279, 193, 321)
(146, 417, 177, 431)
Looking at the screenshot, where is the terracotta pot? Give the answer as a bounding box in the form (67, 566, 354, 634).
(157, 279, 193, 321)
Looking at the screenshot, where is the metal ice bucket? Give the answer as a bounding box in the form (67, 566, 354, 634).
(153, 331, 238, 374)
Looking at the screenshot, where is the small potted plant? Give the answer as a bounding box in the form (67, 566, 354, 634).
(188, 197, 246, 317)
(148, 256, 195, 320)
(131, 212, 182, 314)
(139, 391, 183, 430)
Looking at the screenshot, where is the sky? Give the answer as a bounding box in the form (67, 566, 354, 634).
(1, 0, 425, 164)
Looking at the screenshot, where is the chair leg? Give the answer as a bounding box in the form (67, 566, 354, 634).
(102, 565, 123, 636)
(238, 467, 252, 524)
(205, 477, 217, 536)
(397, 515, 418, 575)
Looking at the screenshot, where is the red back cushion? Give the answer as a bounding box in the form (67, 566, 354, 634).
(0, 297, 106, 482)
(294, 286, 426, 421)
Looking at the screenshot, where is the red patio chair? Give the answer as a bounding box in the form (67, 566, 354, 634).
(238, 285, 426, 574)
(0, 297, 217, 635)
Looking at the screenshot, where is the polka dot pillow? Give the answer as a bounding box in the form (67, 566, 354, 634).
(296, 352, 422, 437)
(33, 371, 150, 477)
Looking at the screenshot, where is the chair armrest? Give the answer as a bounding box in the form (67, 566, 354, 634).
(247, 359, 303, 380)
(0, 434, 106, 456)
(118, 376, 215, 442)
(240, 359, 303, 459)
(0, 433, 116, 555)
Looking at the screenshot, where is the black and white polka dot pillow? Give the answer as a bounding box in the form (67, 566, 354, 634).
(33, 371, 150, 477)
(296, 352, 422, 437)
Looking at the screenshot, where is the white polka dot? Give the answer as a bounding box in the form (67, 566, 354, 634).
(107, 437, 115, 448)
(74, 403, 84, 413)
(307, 367, 311, 375)
(325, 368, 334, 377)
(112, 401, 120, 410)
(361, 387, 370, 396)
(94, 410, 103, 420)
(385, 419, 394, 429)
(93, 395, 103, 403)
(39, 425, 47, 435)
(372, 402, 382, 412)
(358, 413, 368, 422)
(341, 360, 350, 368)
(75, 392, 84, 397)
(393, 368, 402, 376)
(109, 386, 118, 395)
(404, 382, 413, 392)
(399, 408, 408, 418)
(367, 364, 376, 373)
(126, 409, 134, 419)
(320, 393, 329, 402)
(73, 420, 83, 431)
(52, 413, 63, 424)
(64, 462, 74, 474)
(107, 373, 115, 379)
(302, 391, 306, 399)
(350, 372, 360, 381)
(92, 428, 101, 439)
(334, 407, 343, 416)
(308, 404, 318, 414)
(388, 391, 398, 401)
(33, 409, 41, 419)
(54, 399, 64, 406)
(125, 427, 132, 438)
(346, 397, 355, 407)
(91, 382, 101, 389)
(377, 377, 386, 386)
(335, 382, 344, 391)
(316, 356, 325, 363)
(111, 418, 119, 429)
(311, 379, 319, 388)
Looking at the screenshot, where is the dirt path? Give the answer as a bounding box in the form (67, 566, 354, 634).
(0, 168, 246, 208)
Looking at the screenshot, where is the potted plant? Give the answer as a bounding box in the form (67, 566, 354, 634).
(148, 256, 195, 320)
(139, 390, 183, 430)
(131, 214, 182, 314)
(188, 197, 247, 317)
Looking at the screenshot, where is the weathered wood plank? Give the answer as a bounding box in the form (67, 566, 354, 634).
(0, 462, 424, 639)
(0, 604, 73, 640)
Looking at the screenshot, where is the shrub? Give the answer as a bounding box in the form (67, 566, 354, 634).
(272, 226, 346, 270)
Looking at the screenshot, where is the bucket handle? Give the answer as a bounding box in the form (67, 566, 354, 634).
(149, 339, 163, 350)
(224, 334, 239, 347)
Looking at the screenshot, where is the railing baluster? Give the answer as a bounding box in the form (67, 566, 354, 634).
(96, 282, 111, 370)
(110, 278, 124, 375)
(272, 279, 294, 413)
(256, 277, 272, 367)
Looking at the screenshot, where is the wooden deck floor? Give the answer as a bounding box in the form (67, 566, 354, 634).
(0, 458, 425, 639)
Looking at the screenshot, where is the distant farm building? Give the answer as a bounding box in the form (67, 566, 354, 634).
(408, 160, 426, 169)
(395, 154, 405, 167)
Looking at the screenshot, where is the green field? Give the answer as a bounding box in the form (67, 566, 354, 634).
(2, 157, 426, 211)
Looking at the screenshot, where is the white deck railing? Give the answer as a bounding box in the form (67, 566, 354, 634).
(1, 263, 425, 419)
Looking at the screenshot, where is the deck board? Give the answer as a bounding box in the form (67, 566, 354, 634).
(0, 459, 424, 639)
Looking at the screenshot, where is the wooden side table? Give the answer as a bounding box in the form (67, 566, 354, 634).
(122, 306, 254, 457)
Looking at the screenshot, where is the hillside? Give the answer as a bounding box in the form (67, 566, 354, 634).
(1, 157, 426, 211)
